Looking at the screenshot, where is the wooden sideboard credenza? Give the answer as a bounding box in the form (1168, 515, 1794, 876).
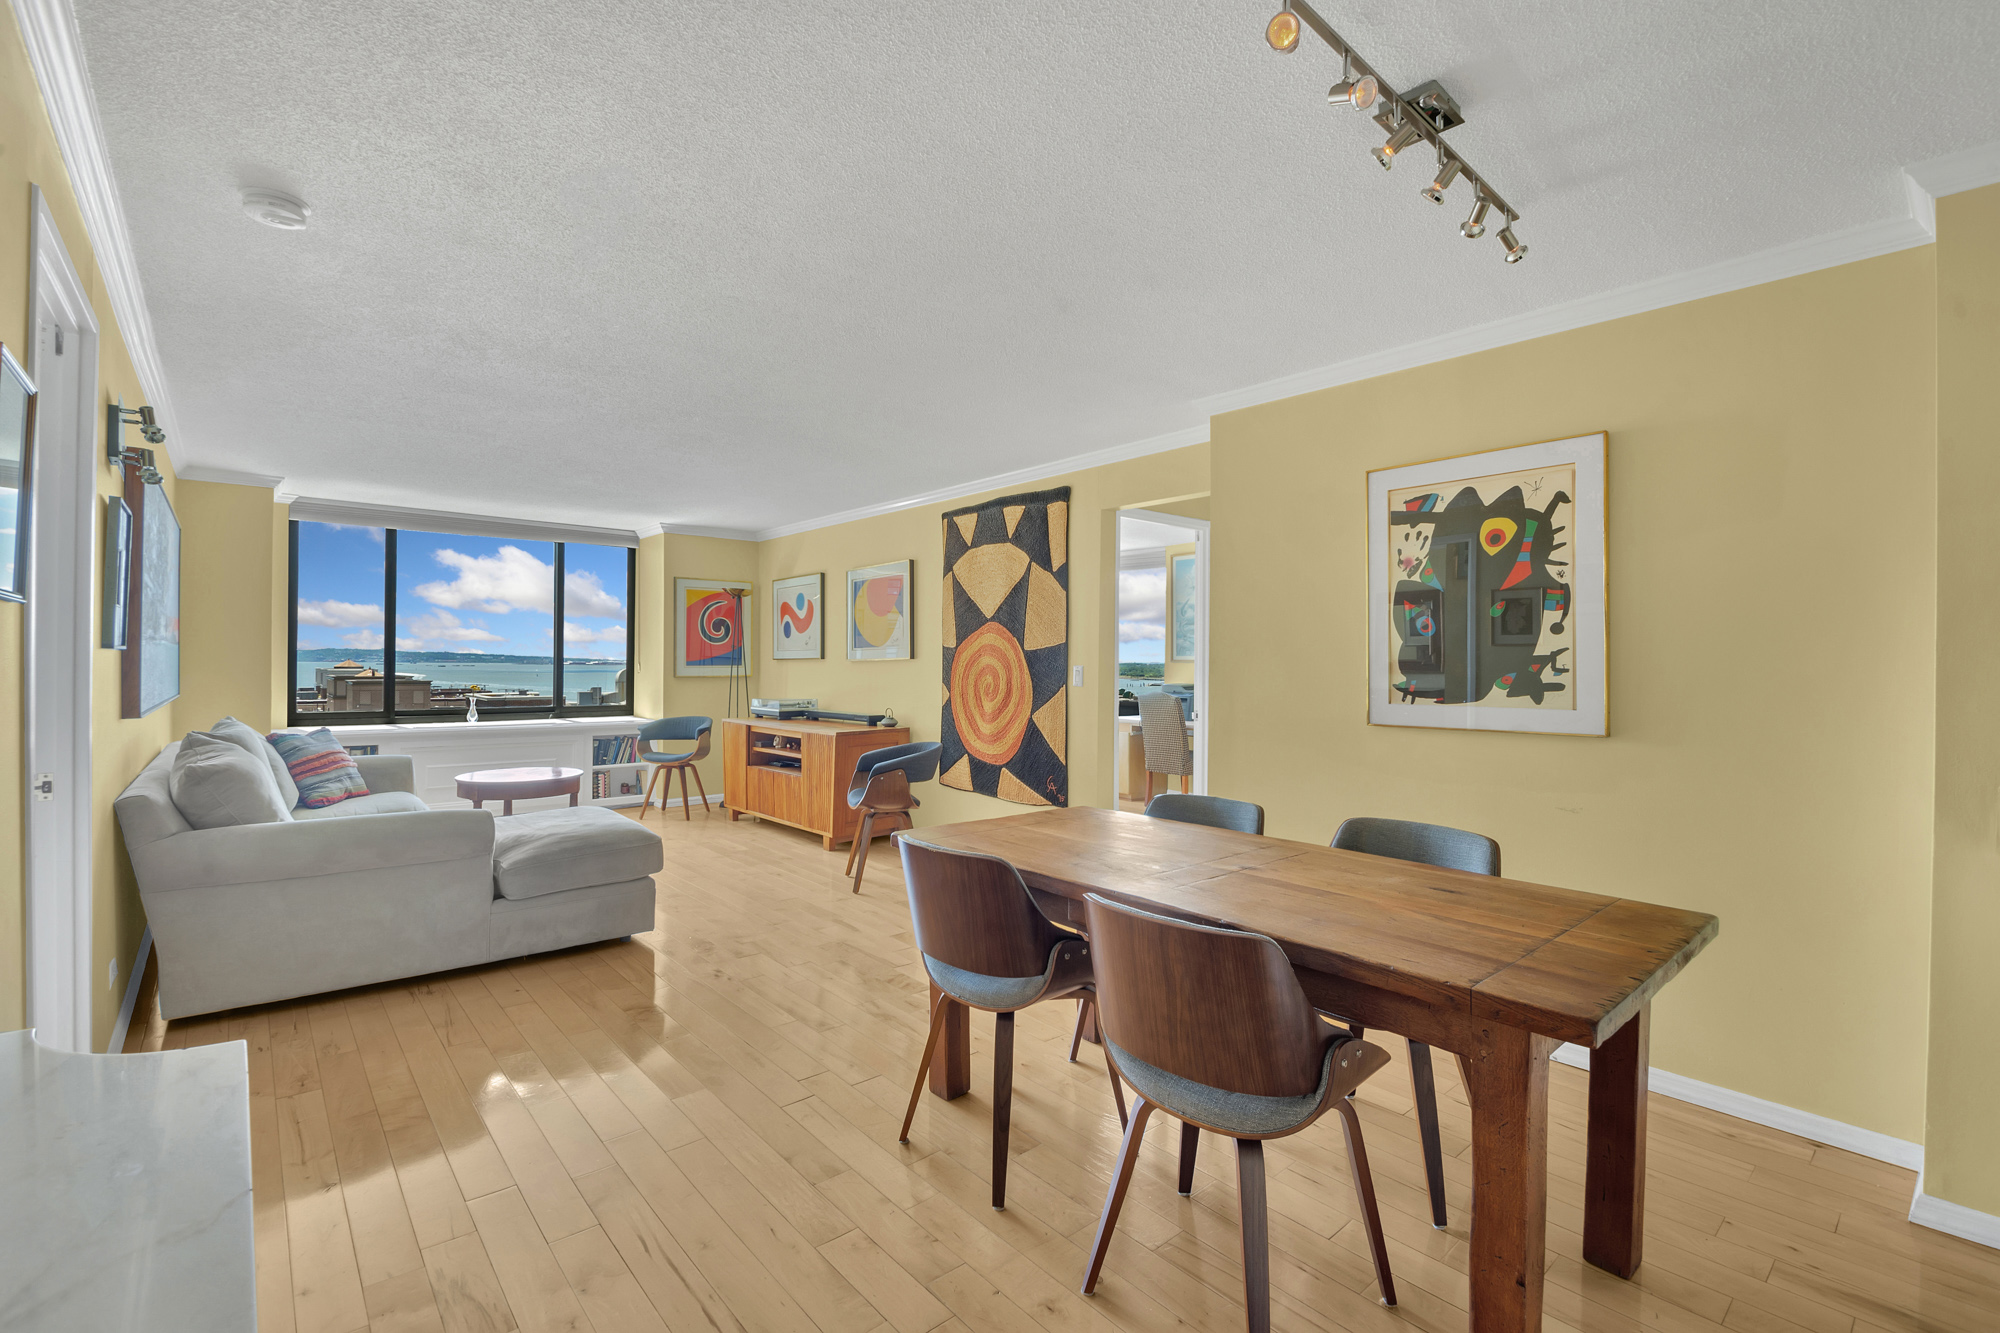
(719, 718, 911, 850)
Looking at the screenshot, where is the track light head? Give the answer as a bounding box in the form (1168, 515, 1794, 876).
(1498, 226, 1527, 263)
(1421, 158, 1463, 203)
(1461, 197, 1490, 239)
(1327, 75, 1379, 110)
(1372, 123, 1422, 170)
(1266, 8, 1301, 52)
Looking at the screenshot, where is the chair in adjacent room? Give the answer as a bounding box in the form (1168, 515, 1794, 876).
(1328, 815, 1502, 1230)
(1078, 894, 1396, 1328)
(1143, 791, 1265, 835)
(895, 838, 1127, 1209)
(1135, 690, 1193, 803)
(845, 740, 943, 891)
(638, 716, 713, 820)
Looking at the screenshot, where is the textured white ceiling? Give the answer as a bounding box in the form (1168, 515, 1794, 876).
(69, 0, 2000, 533)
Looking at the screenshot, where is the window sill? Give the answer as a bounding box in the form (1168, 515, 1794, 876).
(316, 716, 645, 739)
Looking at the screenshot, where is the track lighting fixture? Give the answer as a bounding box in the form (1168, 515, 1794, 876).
(1264, 0, 1529, 263)
(1421, 157, 1462, 203)
(1372, 122, 1421, 169)
(1265, 7, 1300, 53)
(1326, 55, 1377, 110)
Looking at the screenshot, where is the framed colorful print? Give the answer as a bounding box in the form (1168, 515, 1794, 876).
(846, 560, 911, 661)
(1169, 550, 1197, 662)
(674, 577, 751, 677)
(102, 496, 132, 648)
(0, 342, 38, 604)
(1367, 432, 1606, 736)
(771, 572, 823, 659)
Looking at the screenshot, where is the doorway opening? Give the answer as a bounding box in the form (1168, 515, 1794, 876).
(1114, 505, 1208, 813)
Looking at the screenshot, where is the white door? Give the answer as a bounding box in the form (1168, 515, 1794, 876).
(25, 189, 100, 1051)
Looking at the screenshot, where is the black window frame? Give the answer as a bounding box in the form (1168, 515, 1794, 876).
(288, 520, 638, 727)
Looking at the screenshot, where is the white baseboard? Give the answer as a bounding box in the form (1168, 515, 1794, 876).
(1551, 1043, 1925, 1170)
(1910, 1170, 2000, 1250)
(107, 927, 152, 1054)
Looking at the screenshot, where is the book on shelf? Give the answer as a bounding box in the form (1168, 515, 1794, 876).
(591, 734, 640, 766)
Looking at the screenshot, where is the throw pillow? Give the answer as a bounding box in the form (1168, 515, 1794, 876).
(169, 732, 294, 829)
(266, 728, 371, 809)
(210, 715, 301, 810)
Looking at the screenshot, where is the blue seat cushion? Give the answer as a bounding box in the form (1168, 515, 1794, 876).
(923, 938, 1073, 1011)
(642, 749, 696, 764)
(1105, 1036, 1342, 1137)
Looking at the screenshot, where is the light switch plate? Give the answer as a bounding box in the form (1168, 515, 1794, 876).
(1071, 665, 1085, 687)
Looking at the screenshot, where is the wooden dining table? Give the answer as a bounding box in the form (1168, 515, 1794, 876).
(909, 807, 1719, 1333)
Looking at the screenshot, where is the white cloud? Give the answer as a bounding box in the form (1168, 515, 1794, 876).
(403, 609, 505, 644)
(1117, 569, 1166, 643)
(321, 524, 386, 544)
(298, 598, 385, 627)
(413, 545, 554, 613)
(565, 570, 623, 618)
(564, 621, 626, 646)
(339, 629, 423, 651)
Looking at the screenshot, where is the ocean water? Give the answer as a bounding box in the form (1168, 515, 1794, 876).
(297, 657, 626, 698)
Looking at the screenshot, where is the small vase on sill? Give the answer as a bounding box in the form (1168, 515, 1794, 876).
(466, 693, 479, 723)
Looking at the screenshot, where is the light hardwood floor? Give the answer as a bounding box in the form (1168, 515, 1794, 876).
(124, 808, 1999, 1333)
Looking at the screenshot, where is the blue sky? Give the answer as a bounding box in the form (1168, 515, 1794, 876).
(295, 522, 627, 659)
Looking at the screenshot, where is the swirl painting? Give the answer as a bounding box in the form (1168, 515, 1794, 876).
(674, 577, 751, 677)
(939, 486, 1070, 806)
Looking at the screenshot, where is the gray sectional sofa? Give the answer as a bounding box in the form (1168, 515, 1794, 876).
(116, 741, 662, 1020)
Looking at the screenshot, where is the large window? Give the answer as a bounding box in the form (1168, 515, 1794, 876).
(290, 520, 634, 724)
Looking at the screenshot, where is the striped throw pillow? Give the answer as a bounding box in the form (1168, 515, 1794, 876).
(266, 728, 371, 809)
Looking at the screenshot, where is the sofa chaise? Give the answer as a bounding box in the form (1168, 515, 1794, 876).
(115, 741, 661, 1020)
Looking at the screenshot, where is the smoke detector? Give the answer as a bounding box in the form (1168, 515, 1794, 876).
(242, 189, 311, 230)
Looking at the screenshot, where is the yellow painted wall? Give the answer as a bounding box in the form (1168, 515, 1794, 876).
(755, 445, 1211, 828)
(1210, 248, 1939, 1145)
(3, 10, 181, 1045)
(174, 480, 289, 734)
(634, 532, 760, 797)
(1925, 183, 2000, 1216)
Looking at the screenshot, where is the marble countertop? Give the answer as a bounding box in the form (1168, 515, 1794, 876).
(0, 1029, 254, 1332)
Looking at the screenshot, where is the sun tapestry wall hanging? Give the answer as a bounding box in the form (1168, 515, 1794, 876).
(939, 487, 1070, 806)
(1367, 433, 1606, 736)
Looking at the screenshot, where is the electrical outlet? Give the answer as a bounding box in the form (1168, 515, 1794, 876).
(1071, 665, 1084, 687)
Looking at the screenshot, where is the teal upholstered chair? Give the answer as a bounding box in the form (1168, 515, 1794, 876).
(638, 717, 713, 820)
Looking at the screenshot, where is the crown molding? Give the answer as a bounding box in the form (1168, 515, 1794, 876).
(751, 423, 1210, 542)
(286, 495, 642, 548)
(1905, 141, 2000, 209)
(1196, 211, 1933, 419)
(635, 521, 761, 542)
(10, 0, 181, 466)
(177, 464, 286, 489)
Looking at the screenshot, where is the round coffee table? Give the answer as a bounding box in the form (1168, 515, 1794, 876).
(454, 766, 584, 815)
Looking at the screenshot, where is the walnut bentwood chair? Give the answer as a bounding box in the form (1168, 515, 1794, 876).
(896, 837, 1127, 1210)
(1079, 893, 1396, 1330)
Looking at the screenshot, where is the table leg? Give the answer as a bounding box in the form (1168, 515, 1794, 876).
(927, 982, 970, 1100)
(1463, 1023, 1556, 1333)
(471, 798, 483, 809)
(503, 799, 514, 816)
(569, 790, 579, 806)
(1585, 1003, 1650, 1278)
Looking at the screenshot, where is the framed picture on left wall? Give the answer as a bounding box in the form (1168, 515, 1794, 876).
(675, 577, 752, 677)
(0, 342, 39, 604)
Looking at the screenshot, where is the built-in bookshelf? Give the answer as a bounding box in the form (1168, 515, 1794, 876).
(590, 728, 646, 806)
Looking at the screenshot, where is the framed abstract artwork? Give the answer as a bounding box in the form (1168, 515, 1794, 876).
(102, 496, 132, 648)
(1367, 432, 1607, 736)
(122, 474, 180, 718)
(846, 560, 911, 661)
(0, 342, 37, 604)
(1169, 550, 1197, 662)
(771, 572, 823, 659)
(674, 577, 751, 677)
